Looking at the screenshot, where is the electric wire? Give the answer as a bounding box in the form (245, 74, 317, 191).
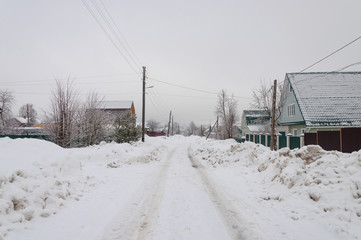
(148, 77, 252, 100)
(90, 0, 142, 71)
(294, 60, 361, 84)
(80, 0, 142, 77)
(147, 87, 171, 114)
(99, 0, 142, 68)
(300, 35, 361, 72)
(0, 73, 138, 85)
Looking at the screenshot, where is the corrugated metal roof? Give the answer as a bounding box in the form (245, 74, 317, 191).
(97, 101, 133, 110)
(287, 72, 361, 126)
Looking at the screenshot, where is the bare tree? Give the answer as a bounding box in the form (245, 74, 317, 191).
(216, 89, 239, 139)
(49, 80, 79, 148)
(74, 92, 112, 146)
(19, 103, 37, 126)
(188, 121, 198, 136)
(146, 119, 160, 132)
(0, 90, 15, 129)
(173, 122, 181, 135)
(251, 80, 285, 122)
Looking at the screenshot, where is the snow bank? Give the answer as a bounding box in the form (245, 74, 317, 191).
(0, 137, 167, 239)
(192, 138, 361, 239)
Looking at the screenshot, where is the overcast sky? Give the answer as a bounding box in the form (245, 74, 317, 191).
(1, 0, 361, 126)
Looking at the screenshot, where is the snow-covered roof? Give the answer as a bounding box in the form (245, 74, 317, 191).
(243, 110, 269, 117)
(97, 101, 133, 110)
(248, 125, 264, 132)
(15, 117, 28, 124)
(287, 72, 361, 126)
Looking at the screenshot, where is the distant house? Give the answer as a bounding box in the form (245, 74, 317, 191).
(96, 101, 135, 119)
(278, 72, 361, 136)
(6, 117, 29, 127)
(241, 110, 271, 136)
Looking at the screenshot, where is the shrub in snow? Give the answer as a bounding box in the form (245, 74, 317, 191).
(113, 112, 141, 143)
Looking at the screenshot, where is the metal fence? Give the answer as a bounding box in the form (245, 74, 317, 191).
(0, 135, 51, 141)
(245, 133, 300, 150)
(245, 127, 361, 153)
(341, 128, 361, 153)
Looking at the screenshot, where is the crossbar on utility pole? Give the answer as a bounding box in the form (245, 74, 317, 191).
(142, 66, 146, 142)
(270, 79, 277, 150)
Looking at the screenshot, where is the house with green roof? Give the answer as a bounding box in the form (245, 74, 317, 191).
(241, 110, 270, 136)
(278, 72, 361, 136)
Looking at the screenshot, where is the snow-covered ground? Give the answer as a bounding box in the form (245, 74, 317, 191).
(0, 136, 360, 240)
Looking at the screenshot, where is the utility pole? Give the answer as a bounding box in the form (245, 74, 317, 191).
(171, 115, 174, 136)
(270, 79, 277, 150)
(142, 66, 146, 142)
(216, 116, 219, 140)
(167, 110, 172, 137)
(206, 117, 218, 140)
(26, 104, 30, 126)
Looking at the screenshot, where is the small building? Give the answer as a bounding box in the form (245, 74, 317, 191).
(278, 72, 361, 135)
(241, 110, 271, 136)
(97, 101, 135, 119)
(6, 117, 29, 127)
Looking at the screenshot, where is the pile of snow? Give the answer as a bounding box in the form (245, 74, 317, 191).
(1, 135, 361, 239)
(0, 137, 167, 239)
(191, 138, 361, 239)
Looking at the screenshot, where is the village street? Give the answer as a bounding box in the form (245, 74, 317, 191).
(2, 136, 360, 240)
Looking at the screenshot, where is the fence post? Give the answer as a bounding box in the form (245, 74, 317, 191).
(300, 134, 304, 148)
(287, 133, 292, 149)
(276, 133, 281, 150)
(265, 133, 268, 147)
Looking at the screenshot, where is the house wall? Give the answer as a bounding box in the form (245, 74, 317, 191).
(278, 79, 304, 125)
(241, 113, 248, 136)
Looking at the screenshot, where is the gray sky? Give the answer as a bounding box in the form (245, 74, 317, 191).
(1, 0, 361, 125)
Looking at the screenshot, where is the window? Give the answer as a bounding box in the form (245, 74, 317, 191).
(293, 129, 298, 136)
(288, 104, 295, 117)
(301, 128, 306, 134)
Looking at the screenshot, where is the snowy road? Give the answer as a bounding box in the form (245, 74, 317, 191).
(2, 136, 361, 240)
(100, 144, 252, 240)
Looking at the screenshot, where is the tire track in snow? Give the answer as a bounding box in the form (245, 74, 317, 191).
(187, 146, 256, 240)
(98, 147, 176, 240)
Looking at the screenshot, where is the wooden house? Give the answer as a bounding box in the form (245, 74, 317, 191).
(278, 72, 361, 136)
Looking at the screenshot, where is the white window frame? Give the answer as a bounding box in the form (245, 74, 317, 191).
(288, 104, 295, 117)
(293, 129, 298, 136)
(301, 128, 306, 134)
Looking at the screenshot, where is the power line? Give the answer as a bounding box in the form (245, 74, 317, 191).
(0, 74, 139, 85)
(148, 77, 252, 99)
(90, 0, 141, 71)
(294, 60, 361, 85)
(80, 0, 142, 77)
(99, 0, 142, 68)
(300, 35, 361, 72)
(148, 77, 217, 95)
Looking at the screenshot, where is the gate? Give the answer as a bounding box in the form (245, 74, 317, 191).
(317, 131, 340, 151)
(278, 136, 287, 149)
(304, 133, 317, 145)
(341, 128, 361, 153)
(290, 136, 300, 149)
